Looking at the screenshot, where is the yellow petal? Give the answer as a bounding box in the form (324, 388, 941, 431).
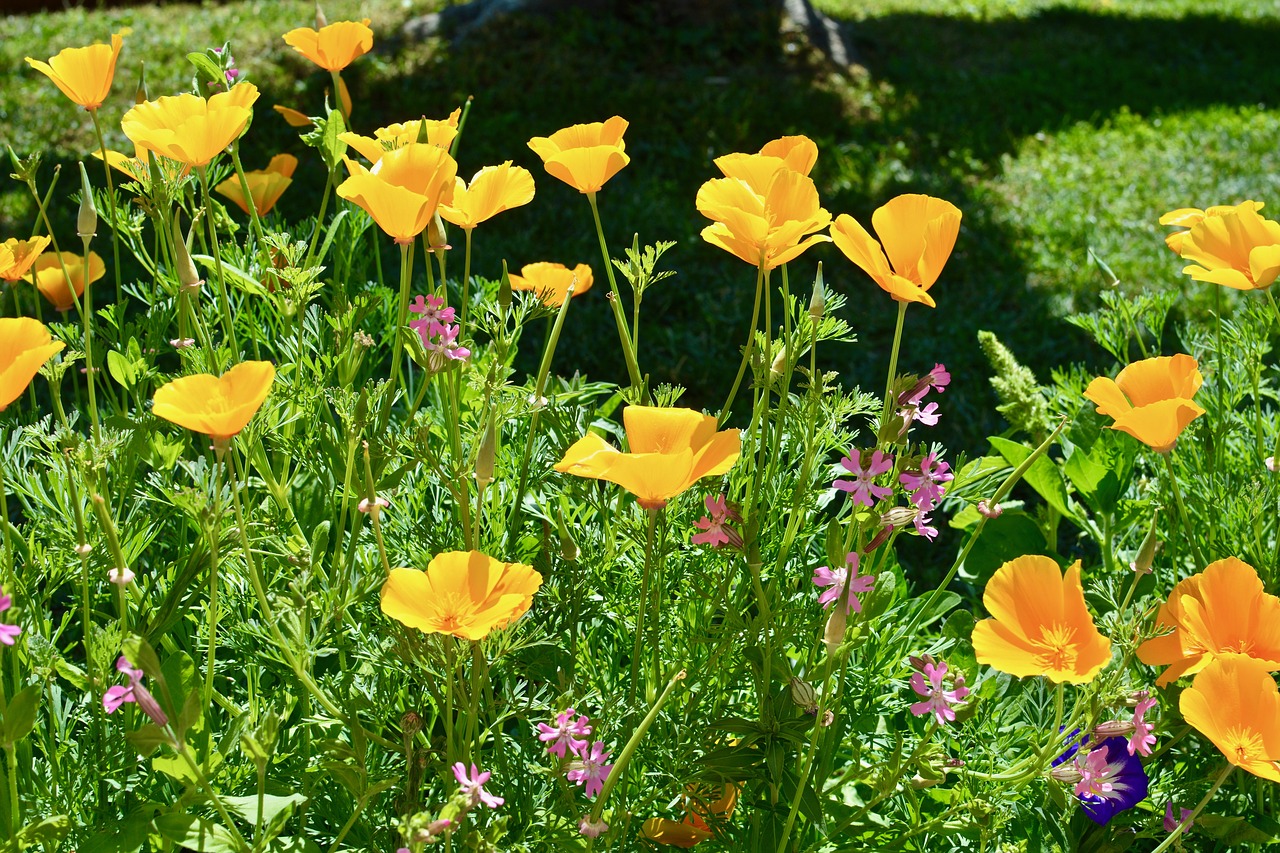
(0, 318, 65, 411)
(282, 19, 373, 71)
(152, 361, 275, 440)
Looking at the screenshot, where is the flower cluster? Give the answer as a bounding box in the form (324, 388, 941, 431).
(408, 294, 470, 368)
(539, 708, 614, 835)
(908, 657, 969, 725)
(690, 494, 744, 549)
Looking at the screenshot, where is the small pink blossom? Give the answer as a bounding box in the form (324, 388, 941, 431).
(567, 741, 613, 799)
(1128, 696, 1157, 757)
(833, 449, 894, 507)
(452, 762, 504, 809)
(409, 293, 456, 327)
(909, 660, 969, 725)
(103, 656, 168, 726)
(537, 708, 593, 758)
(913, 512, 939, 541)
(691, 495, 743, 549)
(900, 451, 952, 512)
(578, 815, 608, 838)
(977, 500, 1002, 519)
(1164, 802, 1194, 833)
(909, 402, 941, 426)
(1073, 747, 1119, 800)
(901, 363, 951, 405)
(0, 589, 21, 646)
(812, 552, 876, 613)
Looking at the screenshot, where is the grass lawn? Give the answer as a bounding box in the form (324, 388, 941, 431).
(2, 0, 1278, 456)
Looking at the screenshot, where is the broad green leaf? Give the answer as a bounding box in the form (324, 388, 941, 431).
(959, 511, 1049, 584)
(106, 350, 137, 388)
(1, 685, 41, 745)
(186, 53, 224, 87)
(989, 437, 1074, 521)
(224, 793, 306, 829)
(153, 813, 246, 853)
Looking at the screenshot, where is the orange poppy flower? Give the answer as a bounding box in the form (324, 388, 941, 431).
(1136, 557, 1280, 687)
(640, 782, 739, 848)
(640, 819, 712, 849)
(1083, 354, 1205, 453)
(1180, 655, 1280, 782)
(507, 262, 592, 307)
(121, 83, 259, 168)
(283, 19, 373, 72)
(1176, 202, 1280, 291)
(28, 251, 105, 312)
(0, 318, 65, 411)
(0, 236, 52, 282)
(336, 143, 457, 244)
(1160, 201, 1264, 255)
(713, 135, 818, 194)
(273, 104, 314, 128)
(528, 116, 629, 194)
(696, 169, 832, 270)
(151, 361, 276, 442)
(971, 555, 1112, 684)
(215, 153, 298, 216)
(830, 194, 961, 308)
(339, 110, 462, 164)
(555, 406, 741, 510)
(25, 33, 123, 111)
(439, 162, 535, 230)
(380, 551, 543, 641)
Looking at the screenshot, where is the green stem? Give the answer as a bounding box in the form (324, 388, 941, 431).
(89, 110, 123, 306)
(175, 741, 251, 852)
(1148, 764, 1233, 853)
(879, 301, 909, 436)
(196, 166, 240, 354)
(628, 509, 660, 708)
(585, 192, 644, 396)
(460, 227, 473, 330)
(228, 143, 269, 252)
(361, 442, 392, 577)
(720, 263, 765, 424)
(304, 168, 335, 272)
(4, 742, 18, 833)
(444, 636, 457, 765)
(204, 446, 225, 767)
(1161, 451, 1205, 569)
(379, 241, 414, 435)
(0, 462, 10, 584)
(77, 239, 102, 444)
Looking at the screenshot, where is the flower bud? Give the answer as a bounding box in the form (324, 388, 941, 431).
(881, 505, 918, 530)
(770, 345, 788, 379)
(556, 512, 579, 562)
(863, 524, 892, 554)
(809, 262, 825, 321)
(977, 500, 1003, 519)
(135, 60, 148, 104)
(171, 214, 202, 292)
(427, 212, 449, 252)
(314, 0, 328, 28)
(824, 606, 847, 654)
(1092, 719, 1135, 740)
(401, 711, 423, 736)
(77, 162, 97, 241)
(789, 677, 818, 712)
(475, 415, 496, 489)
(1048, 763, 1082, 785)
(1131, 510, 1160, 575)
(498, 260, 513, 316)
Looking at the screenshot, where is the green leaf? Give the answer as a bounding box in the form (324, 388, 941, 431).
(989, 436, 1074, 521)
(153, 813, 246, 853)
(223, 793, 306, 829)
(125, 723, 169, 758)
(1197, 813, 1278, 845)
(81, 811, 154, 853)
(959, 511, 1049, 584)
(153, 752, 221, 787)
(106, 350, 137, 389)
(122, 635, 162, 680)
(2, 814, 70, 852)
(1, 685, 40, 745)
(186, 52, 225, 87)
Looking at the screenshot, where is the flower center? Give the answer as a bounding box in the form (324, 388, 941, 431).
(1034, 623, 1078, 672)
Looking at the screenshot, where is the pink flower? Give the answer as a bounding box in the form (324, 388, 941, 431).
(833, 449, 894, 507)
(913, 512, 939, 541)
(1164, 802, 1194, 833)
(909, 660, 969, 725)
(103, 656, 168, 726)
(567, 741, 613, 799)
(409, 293, 456, 327)
(0, 589, 21, 646)
(691, 495, 743, 549)
(537, 708, 593, 758)
(578, 815, 608, 838)
(812, 552, 876, 613)
(901, 363, 951, 405)
(452, 762, 504, 809)
(900, 451, 952, 511)
(1128, 696, 1157, 757)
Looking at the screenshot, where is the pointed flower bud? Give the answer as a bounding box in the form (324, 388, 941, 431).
(171, 214, 201, 291)
(475, 414, 496, 488)
(809, 262, 825, 320)
(135, 60, 148, 104)
(77, 161, 97, 241)
(1131, 510, 1160, 575)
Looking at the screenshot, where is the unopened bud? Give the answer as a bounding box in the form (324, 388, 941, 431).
(863, 524, 892, 554)
(809, 262, 825, 320)
(314, 1, 328, 28)
(498, 259, 513, 315)
(357, 496, 389, 515)
(134, 683, 169, 728)
(789, 677, 818, 712)
(171, 214, 202, 292)
(475, 415, 496, 488)
(770, 345, 787, 378)
(75, 543, 93, 557)
(401, 711, 423, 736)
(1092, 720, 1135, 740)
(556, 512, 579, 562)
(77, 162, 97, 240)
(1049, 763, 1082, 785)
(108, 567, 135, 585)
(135, 60, 148, 104)
(881, 506, 918, 530)
(977, 500, 1003, 519)
(427, 214, 448, 252)
(824, 607, 847, 654)
(1131, 510, 1160, 575)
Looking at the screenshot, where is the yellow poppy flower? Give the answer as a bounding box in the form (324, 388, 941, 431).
(1136, 557, 1280, 687)
(380, 551, 543, 641)
(1181, 655, 1280, 783)
(830, 194, 961, 308)
(339, 110, 463, 164)
(215, 153, 298, 216)
(507, 262, 592, 307)
(1160, 201, 1264, 255)
(1083, 354, 1205, 453)
(439, 162, 536, 230)
(528, 116, 629, 194)
(1176, 203, 1280, 291)
(273, 104, 314, 128)
(640, 819, 713, 848)
(713, 135, 818, 194)
(0, 318, 65, 411)
(555, 406, 741, 510)
(336, 142, 458, 244)
(971, 555, 1112, 684)
(25, 33, 123, 111)
(696, 169, 832, 270)
(640, 782, 738, 848)
(121, 83, 259, 168)
(152, 361, 276, 442)
(282, 19, 373, 72)
(0, 236, 52, 282)
(28, 251, 105, 312)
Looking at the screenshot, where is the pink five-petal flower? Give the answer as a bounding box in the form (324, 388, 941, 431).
(901, 363, 951, 405)
(909, 660, 970, 725)
(537, 708, 593, 758)
(812, 552, 877, 613)
(900, 450, 952, 511)
(453, 762, 504, 809)
(1128, 696, 1157, 757)
(691, 494, 744, 549)
(102, 656, 169, 725)
(834, 449, 894, 507)
(567, 741, 613, 799)
(0, 589, 20, 646)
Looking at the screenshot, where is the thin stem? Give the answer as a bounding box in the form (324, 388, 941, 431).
(228, 143, 269, 252)
(89, 110, 123, 306)
(204, 446, 225, 767)
(379, 241, 414, 435)
(585, 192, 644, 396)
(77, 239, 102, 443)
(0, 462, 10, 584)
(879, 301, 909, 434)
(196, 166, 240, 354)
(1148, 764, 1234, 853)
(1161, 451, 1205, 569)
(628, 509, 660, 708)
(460, 227, 474, 330)
(720, 263, 765, 424)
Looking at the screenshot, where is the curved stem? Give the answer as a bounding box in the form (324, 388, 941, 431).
(196, 167, 240, 355)
(720, 263, 765, 424)
(628, 509, 660, 708)
(878, 301, 909, 435)
(1148, 764, 1233, 853)
(1161, 451, 1205, 570)
(585, 192, 644, 396)
(89, 110, 123, 306)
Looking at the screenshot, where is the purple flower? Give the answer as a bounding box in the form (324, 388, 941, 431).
(452, 762, 504, 809)
(691, 495, 743, 549)
(0, 589, 21, 646)
(409, 293, 456, 328)
(812, 552, 876, 613)
(1164, 802, 1194, 834)
(103, 656, 168, 726)
(833, 449, 894, 507)
(900, 451, 952, 512)
(1072, 737, 1149, 826)
(567, 741, 613, 799)
(909, 660, 969, 725)
(537, 708, 593, 758)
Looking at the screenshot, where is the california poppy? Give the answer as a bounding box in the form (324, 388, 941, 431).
(28, 251, 105, 312)
(1083, 354, 1205, 453)
(273, 104, 313, 128)
(528, 116, 629, 195)
(340, 110, 462, 164)
(1176, 203, 1280, 291)
(25, 33, 123, 111)
(713, 135, 818, 195)
(555, 406, 740, 510)
(0, 318, 65, 411)
(380, 551, 542, 641)
(121, 83, 259, 168)
(282, 19, 373, 72)
(1180, 655, 1280, 782)
(439, 162, 535, 230)
(696, 169, 832, 270)
(640, 782, 739, 848)
(0, 237, 51, 282)
(337, 143, 457, 244)
(830, 194, 961, 308)
(971, 555, 1112, 684)
(151, 361, 275, 442)
(215, 153, 297, 216)
(1160, 201, 1264, 255)
(1136, 557, 1280, 686)
(507, 262, 592, 307)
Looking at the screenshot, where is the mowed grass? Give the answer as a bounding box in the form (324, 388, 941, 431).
(2, 0, 1278, 457)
